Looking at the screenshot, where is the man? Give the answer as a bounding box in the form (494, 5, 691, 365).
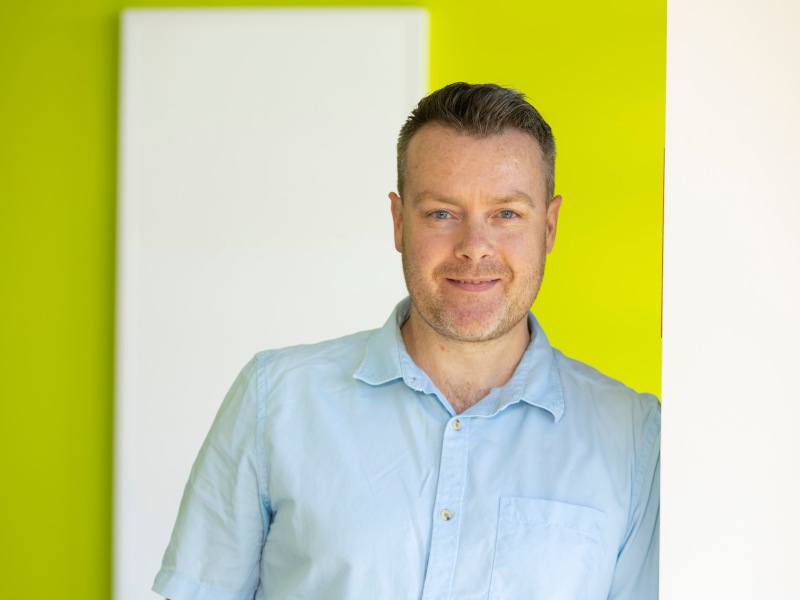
(153, 82, 660, 600)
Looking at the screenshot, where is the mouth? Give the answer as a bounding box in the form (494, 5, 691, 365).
(445, 278, 501, 292)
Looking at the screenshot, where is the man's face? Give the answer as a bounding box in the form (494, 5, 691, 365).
(390, 122, 562, 342)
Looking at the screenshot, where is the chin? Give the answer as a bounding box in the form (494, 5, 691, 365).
(407, 278, 534, 342)
(434, 309, 510, 342)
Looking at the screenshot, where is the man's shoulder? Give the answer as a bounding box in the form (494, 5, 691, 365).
(251, 326, 377, 379)
(552, 348, 661, 420)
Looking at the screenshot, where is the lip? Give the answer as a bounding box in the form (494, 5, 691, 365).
(446, 278, 500, 292)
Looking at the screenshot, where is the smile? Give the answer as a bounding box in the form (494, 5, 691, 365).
(446, 278, 500, 291)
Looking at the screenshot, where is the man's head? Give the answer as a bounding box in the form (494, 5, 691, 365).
(396, 82, 556, 202)
(390, 82, 562, 343)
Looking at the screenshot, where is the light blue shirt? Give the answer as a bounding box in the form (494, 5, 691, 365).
(154, 297, 660, 600)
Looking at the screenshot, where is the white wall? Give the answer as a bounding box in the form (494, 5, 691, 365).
(114, 9, 427, 599)
(662, 0, 800, 597)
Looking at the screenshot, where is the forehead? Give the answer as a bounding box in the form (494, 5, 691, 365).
(404, 122, 546, 200)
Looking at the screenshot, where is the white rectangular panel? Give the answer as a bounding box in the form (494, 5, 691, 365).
(663, 0, 800, 597)
(114, 9, 427, 599)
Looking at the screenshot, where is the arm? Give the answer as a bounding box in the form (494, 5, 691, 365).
(152, 356, 270, 600)
(607, 395, 661, 599)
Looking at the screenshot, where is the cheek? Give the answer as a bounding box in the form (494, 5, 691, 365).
(498, 228, 538, 253)
(403, 225, 452, 270)
(496, 230, 546, 274)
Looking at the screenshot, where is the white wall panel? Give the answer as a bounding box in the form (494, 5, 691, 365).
(663, 0, 799, 597)
(114, 9, 427, 598)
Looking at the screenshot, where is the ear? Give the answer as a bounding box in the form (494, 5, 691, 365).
(545, 195, 562, 254)
(389, 191, 404, 253)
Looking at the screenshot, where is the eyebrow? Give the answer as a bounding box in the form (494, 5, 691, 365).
(413, 190, 535, 207)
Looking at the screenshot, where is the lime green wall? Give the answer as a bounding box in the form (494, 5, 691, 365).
(0, 2, 664, 598)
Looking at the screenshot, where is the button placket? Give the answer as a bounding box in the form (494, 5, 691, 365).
(420, 417, 469, 600)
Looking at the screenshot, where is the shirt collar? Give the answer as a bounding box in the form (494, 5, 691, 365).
(352, 298, 409, 386)
(353, 297, 564, 422)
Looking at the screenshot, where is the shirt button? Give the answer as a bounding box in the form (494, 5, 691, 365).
(451, 419, 462, 431)
(440, 509, 453, 521)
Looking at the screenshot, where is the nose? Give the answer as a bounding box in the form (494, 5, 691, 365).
(454, 218, 494, 261)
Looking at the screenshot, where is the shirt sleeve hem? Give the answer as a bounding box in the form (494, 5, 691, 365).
(152, 568, 254, 600)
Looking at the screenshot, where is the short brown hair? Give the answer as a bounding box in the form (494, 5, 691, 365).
(396, 82, 556, 201)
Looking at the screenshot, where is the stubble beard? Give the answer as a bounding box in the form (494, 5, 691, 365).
(401, 245, 547, 343)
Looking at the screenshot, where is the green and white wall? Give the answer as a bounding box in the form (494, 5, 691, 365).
(3, 2, 666, 599)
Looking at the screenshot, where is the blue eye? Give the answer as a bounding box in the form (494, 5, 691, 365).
(430, 210, 451, 220)
(498, 209, 519, 219)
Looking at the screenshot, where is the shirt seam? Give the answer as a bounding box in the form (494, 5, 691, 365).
(547, 352, 565, 421)
(626, 400, 660, 542)
(485, 496, 503, 597)
(254, 352, 272, 545)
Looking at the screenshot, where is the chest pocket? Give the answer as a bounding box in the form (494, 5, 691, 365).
(488, 497, 606, 600)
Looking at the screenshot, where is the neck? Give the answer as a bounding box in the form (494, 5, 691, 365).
(400, 304, 531, 414)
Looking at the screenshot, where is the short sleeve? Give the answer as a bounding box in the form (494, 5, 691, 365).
(153, 356, 269, 600)
(607, 394, 661, 600)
